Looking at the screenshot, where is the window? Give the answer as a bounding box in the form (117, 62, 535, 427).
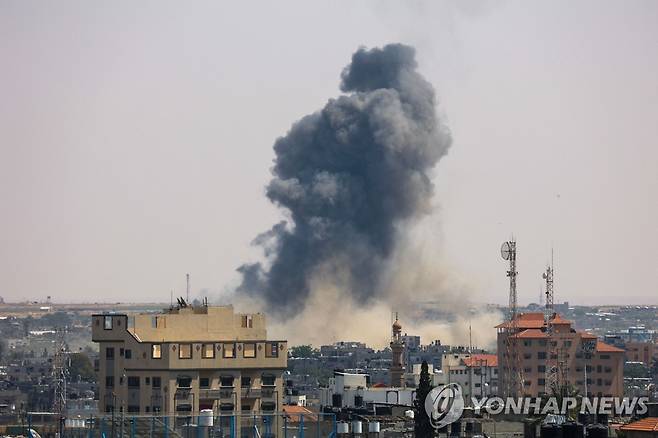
(127, 376, 140, 388)
(241, 315, 253, 328)
(223, 343, 235, 358)
(564, 341, 572, 347)
(104, 316, 113, 330)
(177, 377, 192, 388)
(243, 343, 256, 358)
(127, 405, 140, 413)
(597, 365, 602, 373)
(106, 347, 115, 360)
(125, 349, 132, 359)
(261, 402, 276, 412)
(600, 354, 610, 360)
(179, 344, 192, 359)
(538, 378, 546, 386)
(242, 377, 251, 388)
(220, 376, 234, 387)
(265, 342, 278, 358)
(524, 380, 531, 386)
(152, 377, 161, 388)
(145, 377, 150, 385)
(120, 348, 124, 357)
(106, 376, 114, 388)
(151, 344, 162, 359)
(539, 340, 547, 346)
(523, 340, 532, 347)
(261, 374, 275, 386)
(202, 344, 215, 359)
(523, 353, 531, 359)
(538, 352, 547, 359)
(538, 365, 546, 373)
(200, 378, 210, 388)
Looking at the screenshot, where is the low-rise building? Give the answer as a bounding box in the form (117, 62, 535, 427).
(92, 304, 287, 416)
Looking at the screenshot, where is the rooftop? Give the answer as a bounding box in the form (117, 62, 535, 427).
(463, 354, 498, 367)
(620, 417, 658, 432)
(595, 340, 625, 353)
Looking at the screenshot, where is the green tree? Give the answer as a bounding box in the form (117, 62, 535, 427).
(414, 360, 436, 437)
(289, 345, 317, 358)
(68, 353, 95, 382)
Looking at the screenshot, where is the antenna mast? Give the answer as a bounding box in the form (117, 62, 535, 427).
(501, 239, 522, 397)
(543, 250, 554, 323)
(186, 273, 190, 303)
(52, 327, 68, 415)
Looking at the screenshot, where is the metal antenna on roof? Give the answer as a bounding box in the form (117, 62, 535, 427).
(186, 273, 190, 303)
(501, 238, 522, 397)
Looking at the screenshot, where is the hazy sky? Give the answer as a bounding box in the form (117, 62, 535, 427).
(1, 1, 656, 306)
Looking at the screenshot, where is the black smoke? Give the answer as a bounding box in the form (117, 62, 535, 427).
(237, 44, 452, 316)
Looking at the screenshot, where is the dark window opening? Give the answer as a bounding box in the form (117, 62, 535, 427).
(177, 377, 192, 388)
(220, 376, 234, 387)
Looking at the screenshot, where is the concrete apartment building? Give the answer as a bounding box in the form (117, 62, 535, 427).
(605, 326, 657, 366)
(497, 313, 624, 398)
(92, 304, 287, 416)
(435, 353, 498, 403)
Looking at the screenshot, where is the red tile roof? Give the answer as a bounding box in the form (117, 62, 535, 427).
(463, 354, 498, 367)
(549, 314, 571, 325)
(620, 417, 658, 432)
(283, 406, 318, 422)
(495, 312, 546, 329)
(512, 329, 549, 339)
(596, 340, 625, 353)
(580, 332, 597, 339)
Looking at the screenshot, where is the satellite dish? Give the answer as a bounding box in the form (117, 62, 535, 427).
(501, 242, 511, 260)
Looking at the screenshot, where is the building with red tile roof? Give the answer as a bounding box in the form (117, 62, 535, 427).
(496, 312, 624, 398)
(620, 417, 658, 438)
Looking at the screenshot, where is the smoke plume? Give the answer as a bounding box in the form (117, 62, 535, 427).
(237, 44, 452, 317)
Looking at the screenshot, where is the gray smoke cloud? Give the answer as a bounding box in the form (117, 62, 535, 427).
(237, 44, 452, 317)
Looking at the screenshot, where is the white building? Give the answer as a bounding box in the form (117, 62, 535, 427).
(434, 353, 498, 403)
(320, 372, 416, 409)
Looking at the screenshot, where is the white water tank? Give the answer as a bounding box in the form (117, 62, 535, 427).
(198, 409, 214, 427)
(336, 422, 350, 434)
(352, 421, 363, 434)
(368, 421, 380, 433)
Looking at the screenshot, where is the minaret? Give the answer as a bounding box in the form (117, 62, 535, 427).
(390, 314, 405, 388)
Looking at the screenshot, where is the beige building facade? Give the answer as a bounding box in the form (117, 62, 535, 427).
(92, 305, 287, 416)
(497, 313, 624, 398)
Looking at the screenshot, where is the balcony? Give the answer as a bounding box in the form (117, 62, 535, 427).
(174, 389, 193, 401)
(197, 388, 235, 400)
